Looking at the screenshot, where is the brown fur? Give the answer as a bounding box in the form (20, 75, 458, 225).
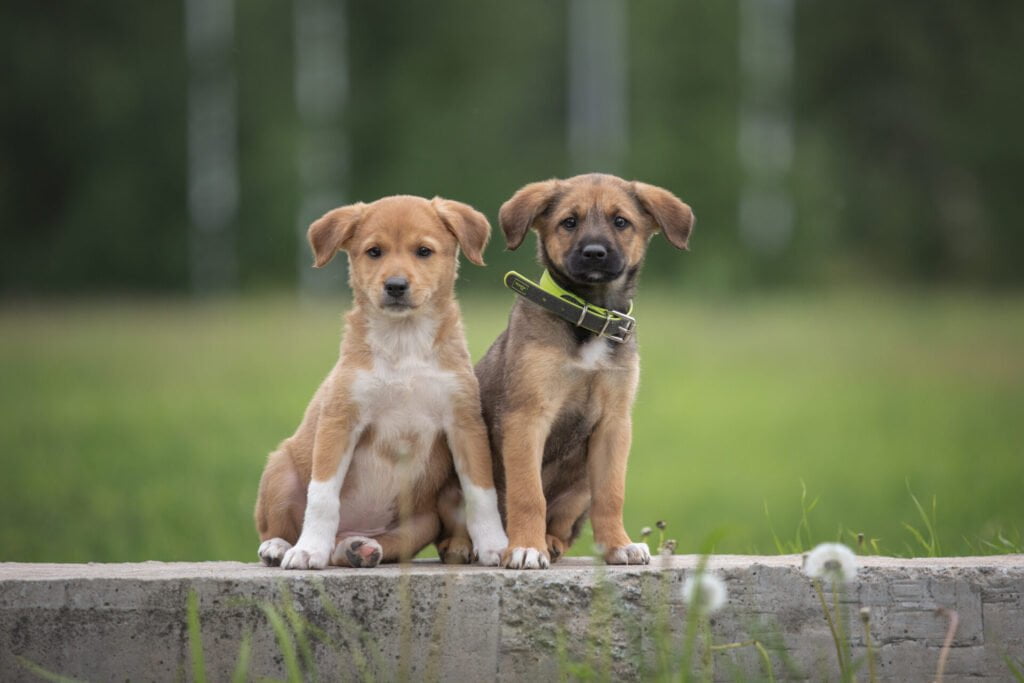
(476, 173, 694, 566)
(255, 195, 496, 567)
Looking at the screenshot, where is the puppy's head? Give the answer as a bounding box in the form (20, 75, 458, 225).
(499, 173, 694, 287)
(308, 195, 490, 315)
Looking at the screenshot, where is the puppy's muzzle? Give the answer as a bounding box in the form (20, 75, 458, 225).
(381, 276, 412, 308)
(582, 243, 607, 262)
(568, 241, 624, 283)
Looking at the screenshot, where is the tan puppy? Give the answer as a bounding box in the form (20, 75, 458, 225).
(476, 173, 694, 569)
(255, 195, 508, 569)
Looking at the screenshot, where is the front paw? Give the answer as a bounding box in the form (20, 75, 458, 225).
(546, 535, 567, 563)
(438, 537, 473, 565)
(604, 542, 651, 565)
(503, 546, 550, 570)
(281, 540, 331, 570)
(258, 537, 292, 566)
(474, 542, 505, 567)
(473, 530, 508, 567)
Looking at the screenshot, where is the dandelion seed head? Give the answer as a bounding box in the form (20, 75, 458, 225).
(682, 572, 728, 614)
(803, 542, 858, 582)
(640, 526, 652, 538)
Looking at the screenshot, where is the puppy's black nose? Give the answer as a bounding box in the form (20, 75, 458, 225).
(384, 277, 408, 298)
(581, 244, 607, 261)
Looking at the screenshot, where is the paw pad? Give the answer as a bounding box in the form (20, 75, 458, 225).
(339, 537, 383, 568)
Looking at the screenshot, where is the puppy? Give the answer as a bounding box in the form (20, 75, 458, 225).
(255, 195, 508, 569)
(476, 174, 694, 569)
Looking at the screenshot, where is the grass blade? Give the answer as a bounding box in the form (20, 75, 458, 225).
(280, 588, 318, 683)
(904, 481, 940, 556)
(262, 603, 303, 683)
(187, 589, 208, 683)
(15, 657, 84, 683)
(1005, 655, 1024, 682)
(231, 630, 253, 683)
(764, 500, 787, 555)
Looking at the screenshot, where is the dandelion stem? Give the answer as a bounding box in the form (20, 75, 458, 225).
(710, 639, 756, 651)
(652, 570, 672, 678)
(831, 579, 852, 682)
(707, 640, 774, 683)
(756, 640, 776, 683)
(700, 618, 713, 683)
(933, 608, 959, 683)
(862, 612, 877, 683)
(813, 580, 847, 678)
(680, 558, 710, 681)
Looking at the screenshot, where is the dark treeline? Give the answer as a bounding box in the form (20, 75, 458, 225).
(2, 1, 1021, 294)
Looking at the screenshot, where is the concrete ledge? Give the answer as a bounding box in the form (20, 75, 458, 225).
(2, 555, 1022, 681)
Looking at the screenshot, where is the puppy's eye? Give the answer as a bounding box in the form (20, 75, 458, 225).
(561, 216, 578, 231)
(416, 246, 433, 258)
(366, 246, 382, 258)
(613, 216, 630, 229)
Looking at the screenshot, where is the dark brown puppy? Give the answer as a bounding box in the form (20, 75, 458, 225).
(476, 173, 694, 569)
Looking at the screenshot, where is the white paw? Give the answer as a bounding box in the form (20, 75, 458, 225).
(473, 530, 508, 567)
(258, 538, 292, 566)
(475, 545, 504, 566)
(281, 541, 331, 570)
(333, 536, 383, 568)
(605, 542, 651, 565)
(504, 546, 550, 570)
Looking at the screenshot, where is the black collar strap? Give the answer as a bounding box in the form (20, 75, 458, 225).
(504, 270, 636, 343)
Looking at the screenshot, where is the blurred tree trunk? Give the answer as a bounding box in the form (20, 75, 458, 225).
(294, 0, 349, 296)
(737, 0, 795, 257)
(185, 0, 238, 293)
(568, 0, 628, 176)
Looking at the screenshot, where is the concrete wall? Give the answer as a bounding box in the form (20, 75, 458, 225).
(1, 555, 1021, 681)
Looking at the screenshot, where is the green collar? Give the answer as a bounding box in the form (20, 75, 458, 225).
(504, 270, 636, 343)
(537, 270, 634, 317)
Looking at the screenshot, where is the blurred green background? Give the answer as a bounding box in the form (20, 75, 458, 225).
(1, 1, 1022, 561)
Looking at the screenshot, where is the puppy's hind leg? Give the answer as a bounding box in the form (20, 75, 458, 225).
(545, 486, 591, 563)
(333, 512, 441, 568)
(255, 448, 305, 566)
(435, 479, 473, 565)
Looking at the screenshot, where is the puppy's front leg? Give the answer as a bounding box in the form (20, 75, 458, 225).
(446, 385, 507, 566)
(500, 408, 557, 569)
(281, 403, 359, 570)
(588, 377, 650, 565)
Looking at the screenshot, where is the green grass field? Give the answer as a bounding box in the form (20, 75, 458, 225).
(1, 289, 1022, 562)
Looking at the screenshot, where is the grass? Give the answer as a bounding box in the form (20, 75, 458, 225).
(1, 287, 1023, 562)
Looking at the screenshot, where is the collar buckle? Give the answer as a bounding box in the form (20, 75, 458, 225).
(603, 310, 636, 343)
(575, 303, 589, 328)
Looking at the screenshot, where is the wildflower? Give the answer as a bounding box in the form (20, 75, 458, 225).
(656, 520, 667, 530)
(803, 542, 858, 583)
(660, 539, 677, 556)
(640, 526, 652, 538)
(682, 572, 728, 614)
(859, 607, 871, 623)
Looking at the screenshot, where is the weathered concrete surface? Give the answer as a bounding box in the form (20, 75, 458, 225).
(1, 555, 1021, 681)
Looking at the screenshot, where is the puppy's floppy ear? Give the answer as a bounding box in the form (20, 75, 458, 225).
(307, 202, 366, 268)
(632, 182, 695, 250)
(498, 179, 561, 250)
(432, 197, 491, 266)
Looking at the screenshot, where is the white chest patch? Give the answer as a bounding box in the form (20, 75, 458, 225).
(577, 336, 611, 370)
(351, 314, 459, 440)
(337, 313, 459, 536)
